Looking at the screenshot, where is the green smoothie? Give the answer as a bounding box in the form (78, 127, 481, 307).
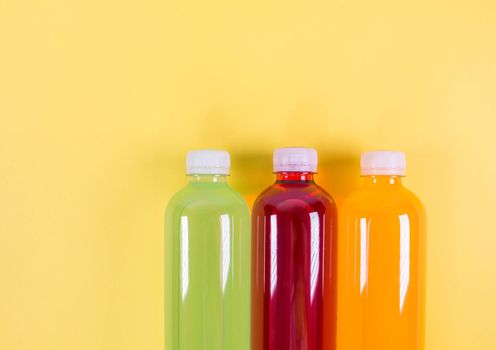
(165, 151, 250, 350)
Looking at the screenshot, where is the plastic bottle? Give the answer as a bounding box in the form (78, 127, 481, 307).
(165, 150, 250, 350)
(338, 151, 426, 350)
(251, 147, 338, 350)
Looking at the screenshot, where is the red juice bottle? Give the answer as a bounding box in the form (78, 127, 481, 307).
(251, 147, 337, 350)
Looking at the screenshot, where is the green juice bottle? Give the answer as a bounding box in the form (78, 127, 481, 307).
(165, 150, 250, 350)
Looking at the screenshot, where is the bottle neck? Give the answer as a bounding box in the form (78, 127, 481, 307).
(188, 174, 228, 184)
(275, 171, 315, 182)
(363, 175, 403, 187)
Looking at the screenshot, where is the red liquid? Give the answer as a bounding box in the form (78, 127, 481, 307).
(251, 172, 337, 350)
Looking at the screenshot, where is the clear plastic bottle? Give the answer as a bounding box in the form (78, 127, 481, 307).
(338, 151, 426, 350)
(251, 148, 338, 350)
(165, 150, 250, 350)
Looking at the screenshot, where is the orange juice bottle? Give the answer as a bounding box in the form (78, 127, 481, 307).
(337, 151, 426, 350)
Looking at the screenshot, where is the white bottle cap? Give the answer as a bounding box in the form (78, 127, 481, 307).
(273, 147, 318, 173)
(186, 150, 230, 175)
(360, 150, 406, 176)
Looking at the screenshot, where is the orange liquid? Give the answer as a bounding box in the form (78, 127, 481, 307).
(336, 176, 426, 350)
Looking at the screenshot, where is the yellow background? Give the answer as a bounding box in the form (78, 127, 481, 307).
(1, 0, 495, 349)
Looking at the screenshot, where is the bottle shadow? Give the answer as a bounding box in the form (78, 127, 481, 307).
(318, 152, 362, 206)
(230, 151, 273, 208)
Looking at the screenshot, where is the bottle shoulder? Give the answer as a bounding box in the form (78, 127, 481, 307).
(253, 182, 336, 211)
(340, 185, 425, 218)
(166, 184, 249, 216)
